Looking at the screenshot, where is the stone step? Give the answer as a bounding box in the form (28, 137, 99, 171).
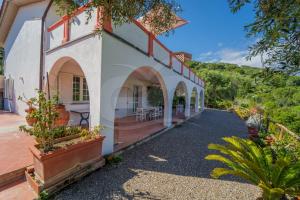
(0, 167, 27, 189)
(0, 177, 37, 200)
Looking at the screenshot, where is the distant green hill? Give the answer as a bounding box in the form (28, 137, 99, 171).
(188, 61, 300, 134)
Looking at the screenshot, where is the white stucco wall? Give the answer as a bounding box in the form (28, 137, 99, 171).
(183, 66, 189, 78)
(69, 10, 97, 41)
(45, 3, 61, 50)
(44, 34, 103, 147)
(113, 23, 148, 53)
(3, 0, 204, 155)
(4, 0, 50, 115)
(172, 57, 181, 73)
(100, 32, 203, 154)
(153, 41, 170, 66)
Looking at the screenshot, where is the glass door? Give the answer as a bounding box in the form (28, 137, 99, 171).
(132, 85, 142, 112)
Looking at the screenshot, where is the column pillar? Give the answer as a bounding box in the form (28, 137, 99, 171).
(163, 90, 174, 127)
(195, 92, 199, 113)
(185, 95, 191, 118)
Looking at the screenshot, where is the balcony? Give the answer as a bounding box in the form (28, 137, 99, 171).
(46, 6, 205, 88)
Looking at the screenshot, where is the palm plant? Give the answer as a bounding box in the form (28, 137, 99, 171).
(205, 136, 300, 200)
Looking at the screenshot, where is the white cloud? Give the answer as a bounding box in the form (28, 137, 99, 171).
(196, 48, 264, 68)
(217, 42, 223, 47)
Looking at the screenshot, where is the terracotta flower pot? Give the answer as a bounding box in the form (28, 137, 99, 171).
(25, 107, 37, 126)
(29, 135, 105, 188)
(264, 136, 274, 145)
(54, 104, 70, 127)
(247, 127, 258, 135)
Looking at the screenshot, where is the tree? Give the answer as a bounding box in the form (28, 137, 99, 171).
(228, 0, 300, 75)
(54, 0, 181, 35)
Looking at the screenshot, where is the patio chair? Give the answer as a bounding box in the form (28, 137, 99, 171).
(158, 106, 163, 118)
(136, 107, 146, 121)
(150, 107, 160, 120)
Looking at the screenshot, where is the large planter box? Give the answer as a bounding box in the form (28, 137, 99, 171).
(29, 135, 105, 189)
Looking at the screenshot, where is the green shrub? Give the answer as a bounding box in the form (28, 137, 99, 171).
(206, 136, 300, 200)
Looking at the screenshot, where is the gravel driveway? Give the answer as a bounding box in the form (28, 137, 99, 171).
(54, 109, 261, 200)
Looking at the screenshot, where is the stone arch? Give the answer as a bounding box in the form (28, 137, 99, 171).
(46, 56, 91, 126)
(171, 81, 190, 121)
(113, 66, 169, 122)
(112, 66, 170, 150)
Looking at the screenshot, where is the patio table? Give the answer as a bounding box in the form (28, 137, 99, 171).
(143, 107, 156, 120)
(70, 109, 90, 126)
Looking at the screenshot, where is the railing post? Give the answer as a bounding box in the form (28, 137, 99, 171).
(181, 63, 183, 75)
(62, 17, 70, 44)
(95, 7, 113, 32)
(148, 34, 154, 57)
(95, 7, 101, 29)
(103, 16, 113, 32)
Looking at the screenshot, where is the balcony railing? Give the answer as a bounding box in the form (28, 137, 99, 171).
(46, 6, 205, 87)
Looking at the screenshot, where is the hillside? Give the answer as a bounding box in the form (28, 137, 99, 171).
(188, 61, 300, 134)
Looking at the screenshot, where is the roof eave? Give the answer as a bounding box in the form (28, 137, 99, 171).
(0, 0, 44, 47)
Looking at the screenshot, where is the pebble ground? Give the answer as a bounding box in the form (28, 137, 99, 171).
(54, 109, 261, 200)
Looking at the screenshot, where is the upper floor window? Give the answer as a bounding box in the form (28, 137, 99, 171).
(82, 78, 89, 101)
(72, 76, 89, 102)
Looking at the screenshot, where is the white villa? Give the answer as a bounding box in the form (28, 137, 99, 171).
(0, 0, 205, 155)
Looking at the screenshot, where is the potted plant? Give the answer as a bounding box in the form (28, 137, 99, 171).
(19, 94, 70, 127)
(18, 96, 37, 126)
(53, 95, 70, 127)
(245, 106, 264, 139)
(19, 91, 105, 194)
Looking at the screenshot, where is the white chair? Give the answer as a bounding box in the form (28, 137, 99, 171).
(136, 107, 146, 121)
(150, 107, 160, 120)
(158, 106, 163, 118)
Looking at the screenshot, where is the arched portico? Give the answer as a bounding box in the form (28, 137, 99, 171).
(46, 57, 92, 126)
(109, 66, 171, 151)
(171, 81, 190, 123)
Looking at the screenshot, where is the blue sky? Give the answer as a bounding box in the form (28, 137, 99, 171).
(0, 0, 261, 67)
(158, 0, 262, 67)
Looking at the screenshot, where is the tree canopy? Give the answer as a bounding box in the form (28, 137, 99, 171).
(189, 61, 300, 134)
(228, 0, 300, 75)
(54, 0, 181, 35)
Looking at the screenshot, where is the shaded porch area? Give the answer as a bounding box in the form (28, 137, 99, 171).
(114, 116, 165, 151)
(113, 67, 168, 152)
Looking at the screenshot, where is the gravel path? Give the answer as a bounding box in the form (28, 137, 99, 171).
(54, 109, 261, 200)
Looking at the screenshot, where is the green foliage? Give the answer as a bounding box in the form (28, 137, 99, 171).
(228, 0, 300, 75)
(106, 155, 123, 165)
(0, 47, 4, 75)
(19, 91, 59, 152)
(147, 86, 163, 106)
(53, 0, 181, 36)
(18, 91, 103, 152)
(190, 61, 300, 134)
(172, 95, 185, 107)
(205, 136, 300, 200)
(37, 190, 49, 200)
